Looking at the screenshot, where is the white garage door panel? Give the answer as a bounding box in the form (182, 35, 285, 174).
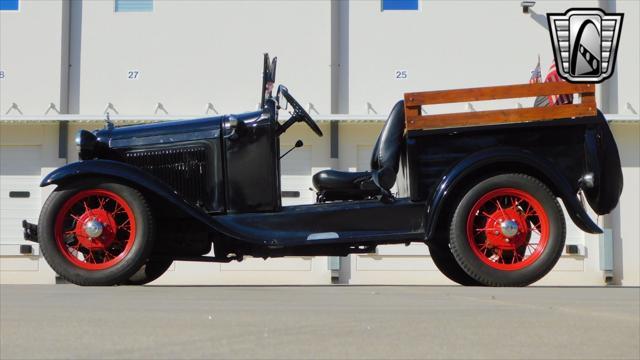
(0, 196, 41, 210)
(562, 206, 584, 245)
(221, 257, 312, 271)
(1, 147, 41, 175)
(0, 207, 40, 218)
(357, 145, 373, 172)
(1, 146, 42, 255)
(0, 257, 39, 271)
(1, 215, 36, 235)
(280, 146, 312, 205)
(356, 255, 437, 271)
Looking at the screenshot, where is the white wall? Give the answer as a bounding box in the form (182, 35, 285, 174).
(614, 0, 640, 115)
(0, 123, 63, 284)
(347, 0, 601, 114)
(0, 0, 66, 115)
(76, 0, 332, 115)
(608, 122, 640, 286)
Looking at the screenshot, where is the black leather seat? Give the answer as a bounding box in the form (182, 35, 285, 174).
(312, 100, 406, 201)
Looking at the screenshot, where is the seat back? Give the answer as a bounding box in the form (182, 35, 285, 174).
(370, 100, 405, 190)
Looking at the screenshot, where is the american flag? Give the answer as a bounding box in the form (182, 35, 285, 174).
(545, 62, 573, 106)
(530, 55, 542, 84)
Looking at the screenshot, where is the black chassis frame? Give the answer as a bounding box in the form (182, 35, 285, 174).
(30, 101, 622, 262)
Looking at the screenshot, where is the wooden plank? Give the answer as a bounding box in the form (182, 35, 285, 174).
(404, 102, 421, 118)
(406, 103, 596, 131)
(404, 82, 594, 106)
(581, 91, 596, 108)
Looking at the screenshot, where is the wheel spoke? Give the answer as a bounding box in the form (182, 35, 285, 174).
(482, 211, 499, 223)
(98, 197, 108, 209)
(530, 222, 541, 235)
(83, 200, 92, 214)
(118, 218, 131, 232)
(513, 250, 523, 263)
(112, 203, 125, 216)
(495, 199, 507, 218)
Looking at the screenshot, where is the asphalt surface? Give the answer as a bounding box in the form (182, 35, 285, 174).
(1, 285, 638, 360)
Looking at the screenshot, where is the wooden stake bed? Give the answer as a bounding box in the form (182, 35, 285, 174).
(404, 82, 596, 131)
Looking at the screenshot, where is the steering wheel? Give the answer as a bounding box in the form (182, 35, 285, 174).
(279, 86, 323, 137)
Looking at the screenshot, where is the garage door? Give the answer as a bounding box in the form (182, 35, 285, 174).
(280, 145, 313, 206)
(0, 146, 42, 257)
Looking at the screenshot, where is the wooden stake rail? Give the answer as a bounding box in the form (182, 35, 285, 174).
(404, 82, 596, 131)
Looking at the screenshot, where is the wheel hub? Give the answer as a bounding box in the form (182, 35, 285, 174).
(73, 208, 117, 250)
(83, 219, 104, 238)
(483, 208, 529, 249)
(500, 219, 519, 237)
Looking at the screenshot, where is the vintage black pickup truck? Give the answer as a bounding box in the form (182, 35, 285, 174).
(23, 54, 623, 286)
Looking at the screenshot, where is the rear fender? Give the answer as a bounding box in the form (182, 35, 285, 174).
(424, 147, 602, 241)
(583, 111, 623, 214)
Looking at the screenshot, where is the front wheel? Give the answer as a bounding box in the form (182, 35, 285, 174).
(38, 179, 154, 286)
(449, 174, 565, 287)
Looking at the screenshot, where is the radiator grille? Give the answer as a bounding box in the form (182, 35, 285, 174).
(124, 146, 209, 206)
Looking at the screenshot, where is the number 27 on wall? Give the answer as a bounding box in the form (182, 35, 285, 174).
(127, 70, 140, 80)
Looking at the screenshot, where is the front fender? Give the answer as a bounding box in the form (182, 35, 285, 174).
(40, 160, 249, 243)
(424, 147, 602, 241)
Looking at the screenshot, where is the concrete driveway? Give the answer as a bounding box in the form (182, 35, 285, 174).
(1, 285, 638, 359)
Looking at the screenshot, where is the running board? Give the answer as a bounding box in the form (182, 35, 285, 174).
(215, 198, 426, 248)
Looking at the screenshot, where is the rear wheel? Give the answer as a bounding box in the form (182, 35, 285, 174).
(449, 174, 565, 287)
(38, 179, 154, 286)
(124, 258, 173, 285)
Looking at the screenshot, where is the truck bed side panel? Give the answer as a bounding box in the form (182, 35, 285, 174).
(406, 118, 598, 203)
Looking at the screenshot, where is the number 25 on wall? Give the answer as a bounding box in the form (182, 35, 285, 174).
(395, 70, 408, 80)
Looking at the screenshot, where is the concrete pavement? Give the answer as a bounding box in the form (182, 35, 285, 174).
(1, 285, 638, 359)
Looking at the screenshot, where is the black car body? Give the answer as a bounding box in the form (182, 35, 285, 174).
(24, 55, 623, 286)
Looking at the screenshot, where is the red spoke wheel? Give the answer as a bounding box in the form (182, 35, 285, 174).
(466, 188, 549, 271)
(449, 174, 565, 287)
(54, 189, 136, 270)
(38, 179, 154, 286)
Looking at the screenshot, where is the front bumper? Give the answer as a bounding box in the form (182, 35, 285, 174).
(22, 220, 38, 243)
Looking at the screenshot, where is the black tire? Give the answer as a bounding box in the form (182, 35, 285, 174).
(428, 241, 482, 286)
(38, 178, 154, 286)
(124, 258, 173, 285)
(449, 174, 565, 287)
